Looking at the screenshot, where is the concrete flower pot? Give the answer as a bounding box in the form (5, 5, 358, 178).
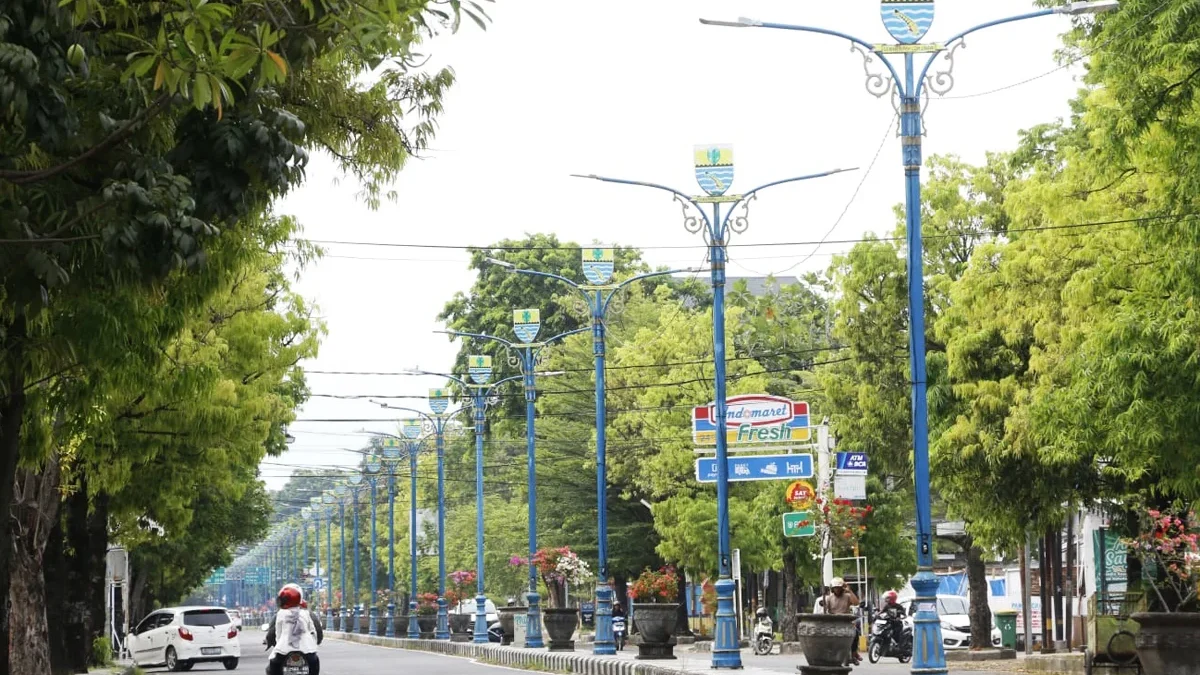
(796, 613, 857, 674)
(449, 613, 472, 642)
(632, 603, 679, 660)
(498, 606, 526, 646)
(417, 615, 437, 639)
(1132, 612, 1200, 675)
(543, 608, 579, 652)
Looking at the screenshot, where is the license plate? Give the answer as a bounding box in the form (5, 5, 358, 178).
(201, 647, 221, 655)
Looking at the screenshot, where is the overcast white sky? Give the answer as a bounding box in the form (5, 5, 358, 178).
(265, 0, 1088, 489)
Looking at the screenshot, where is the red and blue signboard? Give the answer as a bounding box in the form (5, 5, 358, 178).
(693, 394, 810, 445)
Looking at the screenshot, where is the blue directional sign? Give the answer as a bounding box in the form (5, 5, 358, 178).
(836, 452, 869, 475)
(695, 453, 813, 483)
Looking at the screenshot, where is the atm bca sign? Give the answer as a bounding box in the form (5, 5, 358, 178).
(693, 394, 810, 445)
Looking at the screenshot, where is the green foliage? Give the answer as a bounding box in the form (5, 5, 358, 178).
(89, 636, 113, 667)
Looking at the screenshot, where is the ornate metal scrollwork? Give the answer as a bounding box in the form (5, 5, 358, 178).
(924, 38, 966, 97)
(674, 193, 704, 234)
(567, 293, 592, 323)
(605, 289, 628, 319)
(850, 43, 894, 99)
(421, 418, 435, 435)
(728, 193, 756, 235)
(505, 349, 522, 371)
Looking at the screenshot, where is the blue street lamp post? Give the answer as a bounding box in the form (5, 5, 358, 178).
(698, 3, 1119, 672)
(488, 252, 704, 656)
(374, 426, 428, 640)
(364, 457, 384, 636)
(348, 476, 364, 633)
(406, 362, 522, 644)
(372, 397, 469, 641)
(440, 315, 585, 650)
(379, 448, 399, 638)
(322, 493, 337, 627)
(335, 484, 350, 632)
(573, 164, 852, 666)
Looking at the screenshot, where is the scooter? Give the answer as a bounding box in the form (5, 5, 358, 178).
(612, 615, 627, 651)
(753, 611, 774, 656)
(279, 651, 313, 675)
(867, 613, 912, 664)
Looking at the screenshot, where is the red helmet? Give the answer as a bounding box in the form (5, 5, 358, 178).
(277, 584, 302, 609)
(883, 590, 898, 604)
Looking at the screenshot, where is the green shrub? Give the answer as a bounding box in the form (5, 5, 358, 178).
(90, 636, 114, 667)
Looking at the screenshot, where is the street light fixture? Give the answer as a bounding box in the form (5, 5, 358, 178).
(572, 159, 854, 669)
(488, 251, 705, 656)
(438, 322, 581, 649)
(698, 3, 1118, 673)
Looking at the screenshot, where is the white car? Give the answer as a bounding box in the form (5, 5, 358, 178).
(129, 606, 241, 671)
(453, 599, 499, 628)
(898, 595, 1001, 649)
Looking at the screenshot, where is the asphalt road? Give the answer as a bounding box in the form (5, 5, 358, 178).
(137, 630, 527, 675)
(138, 631, 1008, 675)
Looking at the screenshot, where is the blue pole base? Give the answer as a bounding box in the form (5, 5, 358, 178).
(386, 603, 396, 638)
(524, 590, 545, 648)
(711, 577, 742, 669)
(326, 609, 333, 631)
(368, 606, 378, 636)
(436, 597, 450, 640)
(473, 595, 490, 644)
(592, 583, 615, 655)
(338, 609, 346, 633)
(910, 569, 948, 675)
(408, 601, 421, 639)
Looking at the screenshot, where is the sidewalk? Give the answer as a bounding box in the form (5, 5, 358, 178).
(328, 631, 1041, 675)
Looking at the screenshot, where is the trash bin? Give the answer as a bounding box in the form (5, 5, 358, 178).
(995, 610, 1018, 650)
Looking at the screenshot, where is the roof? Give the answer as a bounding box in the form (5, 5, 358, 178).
(155, 606, 230, 613)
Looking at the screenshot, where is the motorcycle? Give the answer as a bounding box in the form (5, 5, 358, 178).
(279, 651, 312, 675)
(612, 615, 627, 651)
(867, 612, 912, 664)
(753, 611, 774, 656)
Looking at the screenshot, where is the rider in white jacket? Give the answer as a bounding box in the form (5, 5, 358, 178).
(268, 584, 320, 675)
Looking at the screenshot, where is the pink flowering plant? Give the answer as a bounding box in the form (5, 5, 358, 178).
(447, 570, 476, 613)
(1123, 507, 1199, 612)
(516, 546, 592, 609)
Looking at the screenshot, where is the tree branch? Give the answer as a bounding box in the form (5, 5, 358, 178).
(0, 94, 173, 185)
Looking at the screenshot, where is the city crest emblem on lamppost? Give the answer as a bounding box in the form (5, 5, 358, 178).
(881, 0, 934, 44)
(582, 247, 614, 285)
(402, 419, 422, 440)
(513, 308, 541, 344)
(694, 144, 734, 197)
(468, 355, 493, 385)
(429, 388, 449, 415)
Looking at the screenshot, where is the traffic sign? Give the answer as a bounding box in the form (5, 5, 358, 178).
(835, 474, 867, 500)
(205, 567, 226, 585)
(785, 480, 815, 508)
(836, 452, 869, 475)
(695, 453, 813, 483)
(693, 395, 811, 445)
(783, 512, 816, 538)
(314, 577, 325, 591)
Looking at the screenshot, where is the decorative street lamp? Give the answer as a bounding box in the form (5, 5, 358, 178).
(438, 312, 584, 649)
(321, 492, 338, 627)
(487, 249, 702, 655)
(405, 360, 523, 643)
(378, 437, 403, 638)
(572, 161, 851, 666)
(363, 454, 384, 636)
(333, 482, 351, 632)
(347, 473, 365, 633)
(372, 395, 471, 641)
(697, 2, 1119, 672)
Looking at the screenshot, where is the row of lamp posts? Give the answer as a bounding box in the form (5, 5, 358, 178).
(232, 4, 1124, 671)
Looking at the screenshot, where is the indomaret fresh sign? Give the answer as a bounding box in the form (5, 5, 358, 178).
(693, 394, 810, 445)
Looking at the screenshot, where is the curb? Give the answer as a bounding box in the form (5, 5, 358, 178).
(327, 631, 698, 674)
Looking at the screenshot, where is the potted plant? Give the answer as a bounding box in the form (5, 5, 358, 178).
(530, 546, 592, 651)
(415, 592, 440, 639)
(794, 496, 872, 670)
(1125, 507, 1199, 675)
(447, 570, 476, 641)
(629, 566, 680, 660)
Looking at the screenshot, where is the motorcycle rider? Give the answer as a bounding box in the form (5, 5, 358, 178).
(266, 584, 321, 675)
(878, 590, 905, 650)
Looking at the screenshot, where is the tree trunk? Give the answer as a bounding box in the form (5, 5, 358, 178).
(965, 543, 992, 650)
(1039, 531, 1054, 652)
(46, 515, 71, 675)
(781, 545, 799, 642)
(9, 457, 62, 674)
(0, 316, 29, 675)
(61, 483, 108, 673)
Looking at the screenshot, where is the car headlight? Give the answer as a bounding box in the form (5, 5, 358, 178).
(940, 621, 955, 632)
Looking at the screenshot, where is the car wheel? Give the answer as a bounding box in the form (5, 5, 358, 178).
(164, 647, 181, 672)
(179, 662, 194, 671)
(223, 657, 239, 670)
